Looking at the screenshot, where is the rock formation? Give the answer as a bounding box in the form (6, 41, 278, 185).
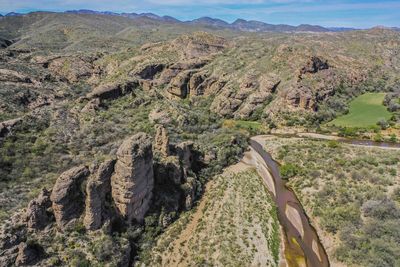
(25, 188, 52, 230)
(15, 242, 43, 266)
(86, 80, 139, 100)
(50, 166, 90, 228)
(154, 124, 170, 156)
(84, 160, 115, 230)
(0, 118, 22, 138)
(0, 69, 34, 84)
(111, 133, 154, 223)
(300, 56, 329, 76)
(176, 141, 195, 171)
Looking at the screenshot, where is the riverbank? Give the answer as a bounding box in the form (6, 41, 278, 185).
(262, 135, 400, 266)
(245, 136, 329, 267)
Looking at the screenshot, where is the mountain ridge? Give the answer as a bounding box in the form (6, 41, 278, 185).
(0, 9, 362, 32)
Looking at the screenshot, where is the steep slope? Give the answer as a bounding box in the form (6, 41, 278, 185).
(148, 168, 280, 266)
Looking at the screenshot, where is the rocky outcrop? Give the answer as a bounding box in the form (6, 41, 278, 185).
(234, 76, 281, 119)
(0, 69, 34, 84)
(84, 160, 115, 230)
(0, 117, 22, 138)
(133, 63, 165, 80)
(286, 85, 314, 109)
(50, 166, 90, 228)
(0, 37, 13, 48)
(86, 80, 139, 100)
(15, 242, 44, 266)
(154, 124, 169, 157)
(149, 107, 172, 125)
(81, 98, 101, 113)
(171, 32, 228, 59)
(0, 246, 18, 267)
(44, 55, 101, 83)
(166, 71, 192, 99)
(158, 60, 207, 85)
(111, 133, 154, 223)
(25, 188, 52, 231)
(176, 141, 195, 171)
(299, 56, 329, 77)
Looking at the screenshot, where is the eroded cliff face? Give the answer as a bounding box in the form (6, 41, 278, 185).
(50, 166, 90, 228)
(111, 133, 154, 223)
(0, 128, 205, 265)
(84, 159, 115, 230)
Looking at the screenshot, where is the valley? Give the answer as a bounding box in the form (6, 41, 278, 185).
(0, 10, 399, 267)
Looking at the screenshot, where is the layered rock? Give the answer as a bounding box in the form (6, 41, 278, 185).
(84, 160, 115, 230)
(111, 133, 154, 223)
(50, 166, 90, 228)
(154, 124, 170, 157)
(86, 80, 139, 100)
(25, 188, 52, 230)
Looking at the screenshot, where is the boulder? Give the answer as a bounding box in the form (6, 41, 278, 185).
(84, 160, 115, 230)
(111, 133, 154, 223)
(50, 166, 90, 228)
(154, 124, 169, 157)
(25, 188, 52, 230)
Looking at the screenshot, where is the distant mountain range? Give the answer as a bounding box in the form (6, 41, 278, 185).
(1, 10, 399, 33)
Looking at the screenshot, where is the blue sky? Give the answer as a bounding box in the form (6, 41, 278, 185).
(1, 0, 399, 28)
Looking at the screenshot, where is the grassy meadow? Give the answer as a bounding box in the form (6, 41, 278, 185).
(328, 93, 392, 128)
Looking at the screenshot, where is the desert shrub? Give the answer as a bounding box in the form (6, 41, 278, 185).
(279, 163, 300, 180)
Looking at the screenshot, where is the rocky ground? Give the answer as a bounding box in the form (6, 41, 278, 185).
(0, 12, 399, 266)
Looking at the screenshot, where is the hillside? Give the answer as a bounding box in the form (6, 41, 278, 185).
(0, 12, 399, 266)
(148, 167, 280, 266)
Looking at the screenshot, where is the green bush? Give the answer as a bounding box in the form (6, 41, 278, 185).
(279, 163, 300, 180)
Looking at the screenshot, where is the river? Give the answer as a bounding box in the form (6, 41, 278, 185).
(245, 134, 400, 267)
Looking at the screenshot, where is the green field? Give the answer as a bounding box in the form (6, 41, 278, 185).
(328, 93, 392, 128)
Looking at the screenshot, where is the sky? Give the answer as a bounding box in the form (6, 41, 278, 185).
(0, 0, 399, 28)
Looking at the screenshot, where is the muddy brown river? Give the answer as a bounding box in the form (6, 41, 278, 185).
(245, 134, 400, 267)
(249, 139, 329, 267)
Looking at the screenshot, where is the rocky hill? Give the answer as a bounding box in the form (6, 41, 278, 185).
(0, 12, 399, 266)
